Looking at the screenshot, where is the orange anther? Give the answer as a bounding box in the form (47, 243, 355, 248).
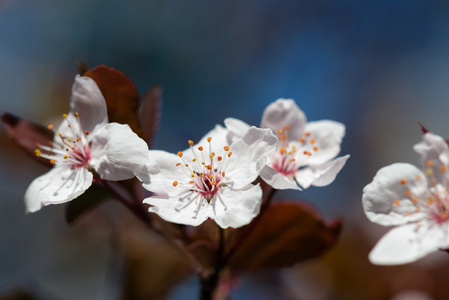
(280, 134, 286, 140)
(412, 197, 418, 203)
(305, 132, 310, 137)
(211, 182, 217, 186)
(393, 199, 400, 206)
(313, 147, 318, 151)
(62, 113, 67, 118)
(207, 165, 212, 170)
(277, 128, 283, 134)
(224, 146, 229, 151)
(188, 140, 194, 146)
(74, 112, 79, 117)
(416, 175, 421, 180)
(177, 151, 183, 157)
(210, 152, 215, 157)
(217, 156, 222, 161)
(228, 152, 233, 157)
(84, 131, 90, 135)
(427, 160, 434, 167)
(222, 171, 225, 176)
(198, 146, 204, 151)
(310, 139, 315, 144)
(185, 164, 189, 167)
(280, 148, 286, 155)
(284, 125, 290, 131)
(173, 181, 178, 187)
(441, 165, 447, 172)
(299, 138, 305, 143)
(207, 137, 212, 142)
(176, 163, 181, 166)
(400, 179, 407, 185)
(405, 190, 411, 197)
(47, 124, 53, 130)
(190, 180, 194, 184)
(427, 197, 434, 205)
(50, 159, 55, 165)
(76, 137, 81, 142)
(290, 158, 296, 162)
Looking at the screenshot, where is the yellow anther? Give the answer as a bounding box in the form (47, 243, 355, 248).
(290, 158, 296, 162)
(201, 162, 205, 165)
(198, 146, 204, 151)
(58, 132, 62, 137)
(210, 152, 215, 158)
(173, 181, 178, 187)
(68, 124, 71, 128)
(50, 159, 55, 165)
(211, 181, 217, 186)
(284, 125, 290, 131)
(47, 124, 53, 130)
(207, 137, 212, 142)
(188, 140, 194, 146)
(62, 113, 67, 118)
(280, 148, 286, 155)
(185, 164, 189, 167)
(210, 175, 214, 179)
(228, 152, 233, 157)
(405, 190, 411, 197)
(313, 146, 318, 151)
(64, 155, 69, 159)
(427, 160, 434, 167)
(217, 156, 222, 161)
(192, 158, 197, 162)
(224, 146, 229, 151)
(176, 163, 181, 166)
(74, 112, 79, 117)
(191, 174, 195, 177)
(67, 138, 71, 142)
(177, 151, 183, 157)
(84, 131, 90, 135)
(35, 149, 41, 157)
(288, 151, 292, 155)
(299, 138, 305, 143)
(400, 179, 407, 185)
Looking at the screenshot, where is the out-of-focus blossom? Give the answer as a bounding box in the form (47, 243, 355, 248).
(363, 133, 449, 264)
(225, 99, 349, 190)
(142, 123, 277, 228)
(25, 75, 149, 213)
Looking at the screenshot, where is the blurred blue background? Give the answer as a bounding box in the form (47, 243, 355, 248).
(2, 0, 449, 299)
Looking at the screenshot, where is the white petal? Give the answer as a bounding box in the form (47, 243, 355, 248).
(369, 222, 449, 265)
(362, 163, 429, 226)
(182, 124, 229, 162)
(89, 123, 149, 181)
(294, 155, 349, 189)
(259, 165, 301, 190)
(302, 120, 345, 165)
(224, 117, 251, 143)
(142, 150, 187, 195)
(144, 193, 212, 226)
(212, 184, 263, 228)
(70, 75, 108, 133)
(414, 132, 449, 183)
(226, 127, 277, 189)
(25, 167, 93, 213)
(261, 99, 306, 141)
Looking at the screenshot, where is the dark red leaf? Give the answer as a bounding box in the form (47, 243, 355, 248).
(229, 201, 342, 272)
(418, 122, 429, 135)
(140, 84, 162, 148)
(1, 113, 54, 167)
(84, 65, 144, 139)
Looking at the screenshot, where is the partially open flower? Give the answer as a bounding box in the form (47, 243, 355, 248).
(142, 124, 277, 228)
(225, 98, 349, 190)
(25, 75, 149, 213)
(363, 133, 449, 264)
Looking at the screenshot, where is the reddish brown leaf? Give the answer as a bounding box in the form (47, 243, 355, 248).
(229, 201, 342, 272)
(418, 122, 429, 135)
(139, 84, 162, 147)
(84, 65, 144, 139)
(1, 113, 54, 167)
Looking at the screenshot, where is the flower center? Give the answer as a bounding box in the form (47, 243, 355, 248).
(34, 112, 91, 169)
(173, 137, 232, 202)
(270, 125, 319, 176)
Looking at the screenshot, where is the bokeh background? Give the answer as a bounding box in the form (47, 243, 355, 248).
(2, 0, 449, 299)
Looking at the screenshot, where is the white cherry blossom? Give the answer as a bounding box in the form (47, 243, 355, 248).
(25, 75, 150, 213)
(363, 133, 449, 264)
(142, 124, 277, 228)
(225, 98, 349, 190)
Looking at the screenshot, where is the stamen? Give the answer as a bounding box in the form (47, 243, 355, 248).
(188, 140, 194, 146)
(224, 146, 229, 151)
(62, 114, 67, 118)
(198, 146, 204, 151)
(177, 151, 183, 157)
(284, 125, 290, 131)
(394, 199, 400, 206)
(173, 181, 178, 186)
(427, 160, 434, 167)
(47, 124, 53, 130)
(400, 179, 407, 185)
(176, 163, 181, 166)
(207, 137, 212, 142)
(405, 190, 412, 197)
(74, 112, 79, 117)
(299, 138, 305, 143)
(35, 149, 41, 157)
(305, 132, 310, 137)
(50, 159, 55, 165)
(84, 131, 90, 135)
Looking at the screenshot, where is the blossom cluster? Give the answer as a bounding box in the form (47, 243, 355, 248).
(24, 75, 349, 229)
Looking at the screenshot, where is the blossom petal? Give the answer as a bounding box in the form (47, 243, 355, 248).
(261, 99, 306, 141)
(294, 155, 349, 189)
(144, 192, 212, 226)
(362, 163, 429, 226)
(302, 120, 345, 165)
(212, 184, 262, 228)
(226, 127, 277, 189)
(369, 222, 449, 265)
(25, 167, 93, 213)
(70, 75, 108, 133)
(182, 124, 229, 162)
(259, 165, 301, 190)
(224, 117, 251, 143)
(88, 123, 149, 181)
(413, 132, 449, 183)
(142, 150, 186, 195)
